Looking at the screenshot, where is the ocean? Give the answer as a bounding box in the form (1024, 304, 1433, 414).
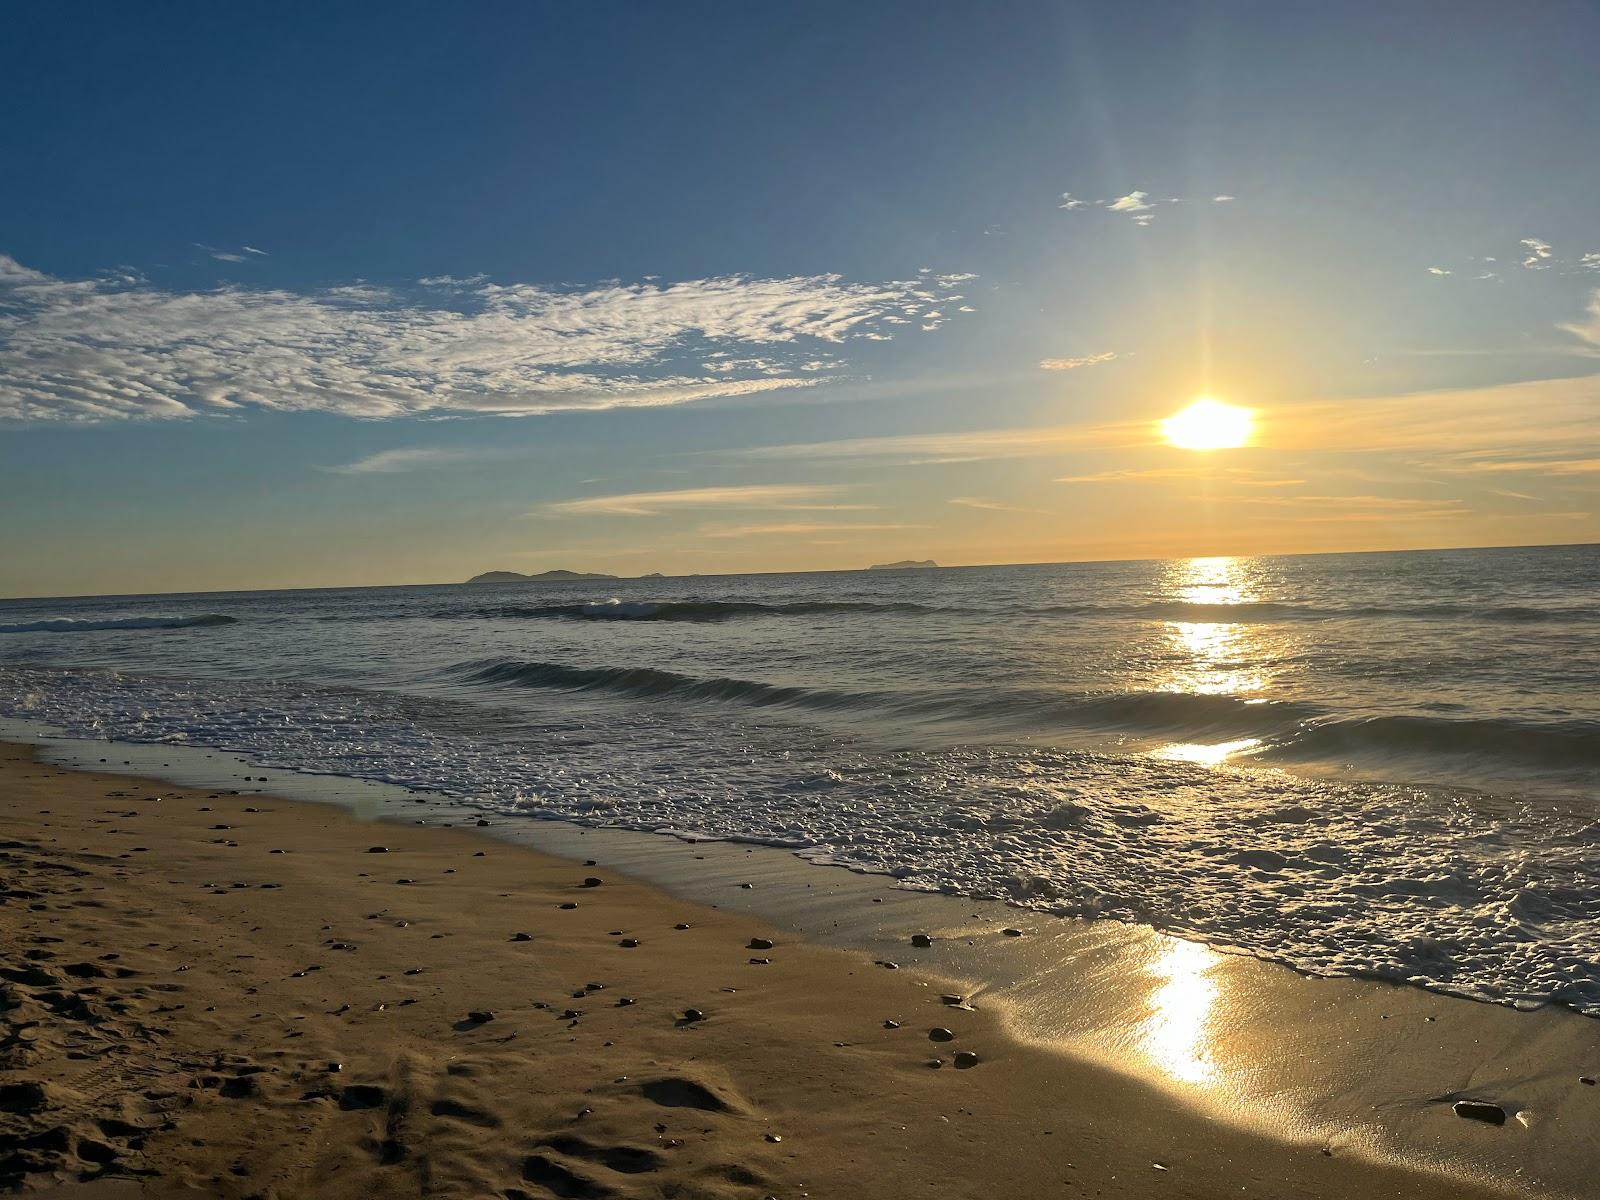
(4, 543, 1598, 1014)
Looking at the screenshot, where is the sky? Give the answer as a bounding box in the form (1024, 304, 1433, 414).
(2, 1, 1598, 597)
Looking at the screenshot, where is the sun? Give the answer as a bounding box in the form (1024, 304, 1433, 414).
(1160, 397, 1254, 451)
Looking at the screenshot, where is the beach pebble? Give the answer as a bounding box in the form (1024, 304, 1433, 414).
(883, 1020, 900, 1029)
(466, 1010, 495, 1024)
(511, 932, 533, 942)
(559, 902, 578, 910)
(929, 1027, 955, 1042)
(926, 1059, 943, 1069)
(911, 933, 933, 948)
(366, 846, 388, 853)
(682, 1008, 705, 1023)
(1581, 1076, 1596, 1086)
(953, 1051, 980, 1069)
(620, 938, 640, 948)
(476, 819, 489, 826)
(1452, 1100, 1506, 1125)
(764, 1133, 783, 1143)
(1002, 928, 1023, 937)
(749, 957, 771, 965)
(674, 923, 691, 930)
(582, 877, 604, 888)
(748, 937, 774, 950)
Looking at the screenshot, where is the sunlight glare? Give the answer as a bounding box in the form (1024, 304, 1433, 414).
(1161, 398, 1254, 451)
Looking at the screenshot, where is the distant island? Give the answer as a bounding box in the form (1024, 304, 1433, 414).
(867, 559, 939, 570)
(465, 569, 621, 584)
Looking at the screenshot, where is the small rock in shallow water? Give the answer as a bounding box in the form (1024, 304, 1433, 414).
(1452, 1100, 1506, 1125)
(929, 1028, 955, 1042)
(953, 1051, 980, 1069)
(1002, 928, 1023, 937)
(748, 937, 775, 950)
(582, 877, 603, 888)
(911, 934, 933, 948)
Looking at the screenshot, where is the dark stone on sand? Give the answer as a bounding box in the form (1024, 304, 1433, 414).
(739, 882, 754, 889)
(911, 933, 933, 948)
(1582, 1076, 1596, 1086)
(765, 1133, 783, 1143)
(682, 1008, 705, 1022)
(940, 994, 966, 1006)
(749, 957, 771, 965)
(466, 1010, 495, 1024)
(582, 877, 603, 888)
(616, 997, 635, 1006)
(339, 1084, 386, 1110)
(559, 902, 578, 910)
(620, 938, 640, 948)
(326, 1062, 343, 1072)
(954, 1051, 980, 1069)
(0, 1081, 47, 1113)
(367, 846, 388, 853)
(585, 859, 597, 866)
(926, 1059, 943, 1069)
(476, 819, 489, 826)
(219, 1075, 259, 1098)
(396, 878, 415, 885)
(876, 960, 899, 970)
(675, 923, 691, 930)
(474, 851, 485, 856)
(929, 1027, 955, 1042)
(1453, 1100, 1505, 1125)
(1002, 928, 1023, 937)
(512, 932, 533, 942)
(884, 1020, 900, 1029)
(748, 937, 774, 950)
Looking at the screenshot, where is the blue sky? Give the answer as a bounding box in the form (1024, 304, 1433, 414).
(3, 1, 1598, 595)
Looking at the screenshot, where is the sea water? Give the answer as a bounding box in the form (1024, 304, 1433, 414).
(3, 545, 1597, 1013)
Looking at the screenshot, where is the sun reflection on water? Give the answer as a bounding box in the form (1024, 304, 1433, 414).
(1155, 557, 1271, 764)
(1140, 938, 1221, 1084)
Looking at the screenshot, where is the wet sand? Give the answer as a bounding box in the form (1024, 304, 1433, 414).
(0, 742, 1532, 1198)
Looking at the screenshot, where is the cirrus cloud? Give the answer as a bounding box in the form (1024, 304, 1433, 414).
(0, 254, 973, 423)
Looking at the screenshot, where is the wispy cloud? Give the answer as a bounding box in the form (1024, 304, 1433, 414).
(947, 496, 1048, 514)
(1039, 352, 1117, 371)
(1060, 190, 1235, 225)
(540, 484, 846, 517)
(699, 521, 923, 539)
(324, 446, 506, 474)
(736, 420, 1137, 464)
(1561, 289, 1600, 351)
(1426, 267, 1452, 276)
(0, 254, 974, 423)
(1521, 237, 1554, 269)
(194, 243, 263, 263)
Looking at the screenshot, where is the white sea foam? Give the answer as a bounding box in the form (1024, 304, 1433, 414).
(6, 662, 1600, 1018)
(0, 614, 236, 634)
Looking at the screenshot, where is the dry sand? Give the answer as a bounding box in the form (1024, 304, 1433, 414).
(0, 742, 1518, 1199)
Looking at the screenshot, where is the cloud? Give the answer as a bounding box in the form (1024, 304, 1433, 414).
(948, 496, 1047, 513)
(1058, 193, 1087, 210)
(325, 446, 506, 474)
(1039, 352, 1117, 371)
(1212, 195, 1235, 203)
(0, 254, 974, 423)
(1561, 289, 1600, 350)
(1582, 253, 1600, 271)
(1427, 267, 1451, 276)
(737, 419, 1138, 465)
(698, 521, 923, 539)
(541, 484, 846, 517)
(1106, 191, 1153, 213)
(1521, 237, 1553, 268)
(194, 244, 261, 263)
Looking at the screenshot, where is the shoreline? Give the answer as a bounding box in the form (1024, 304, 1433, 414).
(1, 736, 1589, 1197)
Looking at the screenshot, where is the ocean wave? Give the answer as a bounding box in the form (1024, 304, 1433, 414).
(0, 614, 238, 634)
(459, 658, 868, 711)
(1040, 600, 1598, 624)
(428, 596, 1595, 625)
(1285, 713, 1600, 769)
(439, 598, 946, 622)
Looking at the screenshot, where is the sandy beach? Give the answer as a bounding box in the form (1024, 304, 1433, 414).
(0, 741, 1536, 1200)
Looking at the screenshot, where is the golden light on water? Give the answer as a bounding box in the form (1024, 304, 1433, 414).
(1140, 938, 1222, 1084)
(1161, 397, 1254, 450)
